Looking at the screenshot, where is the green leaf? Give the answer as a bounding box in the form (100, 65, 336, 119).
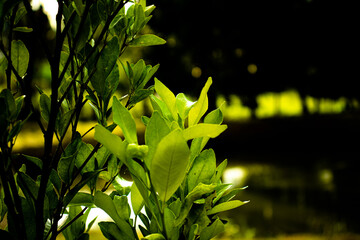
(17, 172, 39, 201)
(164, 208, 179, 240)
(103, 63, 120, 109)
(217, 187, 247, 204)
(128, 87, 154, 107)
(141, 64, 159, 90)
(98, 222, 126, 240)
(14, 95, 25, 119)
(75, 142, 96, 174)
(144, 111, 170, 168)
(39, 93, 51, 123)
(94, 124, 126, 162)
(129, 34, 166, 47)
(91, 36, 120, 99)
(175, 183, 215, 227)
(56, 109, 74, 137)
(188, 77, 212, 126)
(113, 195, 131, 221)
(11, 40, 29, 77)
(12, 27, 33, 32)
(0, 89, 15, 121)
(150, 94, 173, 121)
(182, 124, 227, 141)
(22, 154, 43, 170)
(94, 191, 135, 239)
(58, 155, 76, 184)
(212, 184, 232, 204)
(142, 233, 166, 240)
(150, 129, 190, 202)
(133, 4, 145, 34)
(204, 108, 223, 125)
(14, 6, 27, 25)
(68, 192, 94, 207)
(176, 93, 196, 120)
(131, 183, 144, 215)
(206, 200, 248, 215)
(199, 218, 225, 240)
(63, 171, 101, 207)
(154, 78, 177, 121)
(214, 159, 227, 183)
(112, 96, 138, 144)
(187, 149, 216, 192)
(188, 224, 199, 240)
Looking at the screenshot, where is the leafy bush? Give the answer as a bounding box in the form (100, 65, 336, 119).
(0, 1, 247, 239)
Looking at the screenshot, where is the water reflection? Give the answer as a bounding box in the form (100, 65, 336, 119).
(217, 157, 359, 239)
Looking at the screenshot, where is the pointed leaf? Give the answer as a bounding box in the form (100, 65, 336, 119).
(187, 149, 216, 192)
(188, 77, 212, 126)
(199, 218, 225, 240)
(94, 191, 135, 239)
(154, 78, 177, 121)
(182, 124, 227, 141)
(91, 36, 119, 99)
(150, 129, 190, 202)
(11, 40, 29, 77)
(144, 111, 170, 168)
(131, 183, 144, 215)
(176, 93, 196, 120)
(206, 200, 248, 215)
(129, 34, 166, 47)
(112, 96, 138, 144)
(94, 124, 126, 162)
(39, 93, 51, 123)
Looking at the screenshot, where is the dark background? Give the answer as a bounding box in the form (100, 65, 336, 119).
(143, 0, 360, 237)
(145, 0, 358, 112)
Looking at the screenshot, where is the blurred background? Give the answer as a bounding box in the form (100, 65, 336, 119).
(1, 0, 360, 239)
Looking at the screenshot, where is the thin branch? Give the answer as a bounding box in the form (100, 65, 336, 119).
(57, 207, 88, 234)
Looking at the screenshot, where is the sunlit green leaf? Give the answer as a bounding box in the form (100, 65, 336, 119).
(199, 218, 225, 240)
(68, 192, 94, 207)
(150, 129, 190, 202)
(144, 111, 170, 168)
(154, 78, 177, 121)
(112, 96, 138, 144)
(131, 183, 144, 215)
(187, 149, 216, 192)
(94, 191, 135, 239)
(129, 34, 166, 47)
(176, 93, 196, 120)
(206, 200, 248, 215)
(133, 4, 145, 34)
(214, 159, 227, 183)
(94, 124, 126, 162)
(182, 123, 227, 141)
(113, 195, 131, 221)
(142, 233, 166, 240)
(188, 77, 212, 126)
(164, 208, 179, 240)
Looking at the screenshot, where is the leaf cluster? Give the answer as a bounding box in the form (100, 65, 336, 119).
(94, 78, 248, 239)
(0, 1, 247, 240)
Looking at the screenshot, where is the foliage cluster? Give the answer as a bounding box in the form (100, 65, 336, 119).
(0, 1, 246, 239)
